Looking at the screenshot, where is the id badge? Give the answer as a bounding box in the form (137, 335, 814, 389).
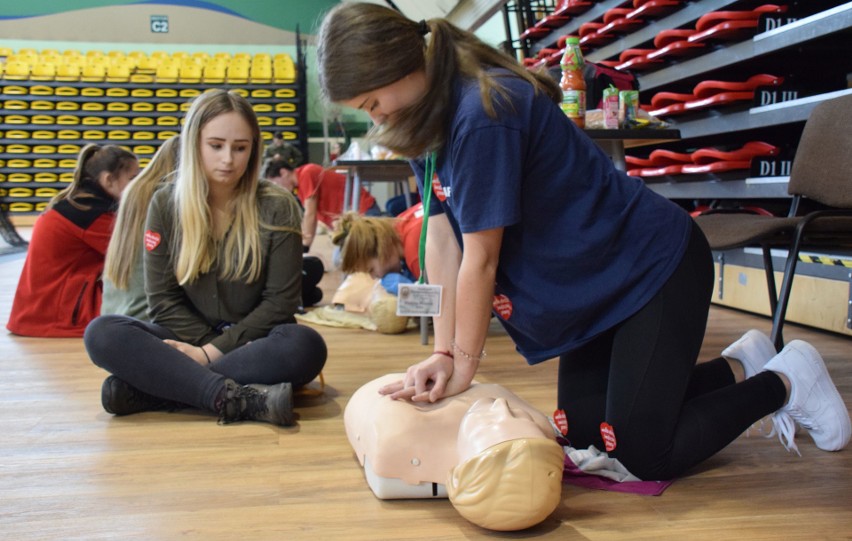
(396, 284, 442, 317)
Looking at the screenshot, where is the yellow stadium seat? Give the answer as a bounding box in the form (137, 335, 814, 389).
(82, 102, 105, 111)
(156, 88, 177, 98)
(0, 46, 12, 57)
(179, 63, 202, 84)
(107, 63, 130, 82)
(82, 129, 105, 139)
(230, 88, 249, 98)
(5, 114, 28, 124)
(233, 52, 251, 62)
(60, 172, 74, 182)
(9, 202, 35, 213)
(35, 187, 60, 198)
(257, 117, 272, 127)
(8, 173, 32, 182)
(132, 102, 154, 112)
(81, 63, 106, 82)
(58, 144, 81, 154)
(132, 117, 154, 126)
(254, 53, 272, 63)
(214, 52, 231, 61)
(135, 55, 160, 73)
(7, 144, 31, 153)
(10, 188, 34, 197)
(171, 51, 189, 61)
(261, 131, 272, 141)
(274, 56, 296, 83)
(55, 86, 79, 96)
(250, 62, 272, 84)
(106, 87, 129, 98)
(6, 130, 27, 139)
(85, 49, 105, 59)
(31, 62, 56, 81)
(57, 115, 81, 125)
(133, 131, 154, 140)
(33, 144, 56, 153)
(35, 202, 48, 212)
(30, 100, 55, 110)
(35, 172, 58, 182)
(138, 158, 151, 167)
(82, 116, 105, 126)
(2, 85, 27, 94)
(155, 63, 178, 83)
(0, 159, 6, 167)
(29, 85, 53, 96)
(107, 117, 129, 126)
(133, 145, 156, 154)
(226, 62, 249, 84)
(107, 102, 130, 112)
(131, 88, 154, 98)
(59, 158, 78, 168)
(179, 88, 201, 98)
(280, 131, 297, 140)
(275, 103, 296, 113)
(156, 102, 178, 112)
(251, 89, 272, 98)
(58, 129, 81, 139)
(157, 130, 178, 140)
(253, 104, 272, 113)
(107, 130, 130, 140)
(156, 116, 179, 126)
(274, 88, 295, 99)
(4, 61, 30, 80)
(57, 101, 79, 111)
(81, 87, 105, 97)
(34, 158, 57, 168)
(34, 130, 57, 139)
(180, 102, 192, 112)
(3, 99, 27, 109)
(202, 62, 226, 84)
(275, 117, 296, 126)
(8, 159, 32, 168)
(56, 63, 81, 81)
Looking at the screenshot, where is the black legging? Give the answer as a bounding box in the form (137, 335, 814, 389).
(84, 315, 327, 413)
(302, 255, 325, 308)
(558, 224, 786, 480)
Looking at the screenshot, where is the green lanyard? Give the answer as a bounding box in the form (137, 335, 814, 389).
(417, 152, 436, 284)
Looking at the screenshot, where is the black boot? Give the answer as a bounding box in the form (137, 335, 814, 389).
(217, 379, 295, 426)
(101, 375, 184, 416)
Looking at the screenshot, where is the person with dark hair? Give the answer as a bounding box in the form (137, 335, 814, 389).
(263, 131, 303, 168)
(263, 158, 379, 253)
(8, 144, 139, 337)
(84, 90, 327, 427)
(316, 2, 850, 481)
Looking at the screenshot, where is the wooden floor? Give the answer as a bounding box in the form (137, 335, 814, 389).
(1, 234, 850, 540)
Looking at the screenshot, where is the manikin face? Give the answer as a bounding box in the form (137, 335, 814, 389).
(340, 70, 428, 125)
(457, 398, 551, 464)
(99, 160, 140, 201)
(199, 111, 253, 189)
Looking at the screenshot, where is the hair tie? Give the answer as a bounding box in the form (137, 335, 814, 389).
(417, 19, 430, 36)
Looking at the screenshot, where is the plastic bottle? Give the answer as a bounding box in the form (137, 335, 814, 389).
(559, 36, 586, 128)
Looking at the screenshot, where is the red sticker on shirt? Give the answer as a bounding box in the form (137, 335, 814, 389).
(144, 230, 161, 251)
(553, 409, 569, 436)
(600, 422, 617, 452)
(431, 174, 447, 202)
(492, 294, 513, 320)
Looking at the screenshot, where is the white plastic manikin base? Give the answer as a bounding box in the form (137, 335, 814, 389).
(363, 457, 448, 500)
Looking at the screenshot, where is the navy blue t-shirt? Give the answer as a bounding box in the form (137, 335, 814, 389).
(411, 72, 692, 364)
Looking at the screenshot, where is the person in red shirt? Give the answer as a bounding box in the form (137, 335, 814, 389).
(7, 144, 139, 337)
(267, 160, 379, 251)
(331, 202, 423, 294)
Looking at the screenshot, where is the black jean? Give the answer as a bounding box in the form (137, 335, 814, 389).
(84, 315, 327, 413)
(558, 223, 786, 480)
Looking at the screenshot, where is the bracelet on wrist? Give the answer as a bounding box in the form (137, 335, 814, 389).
(451, 339, 486, 363)
(433, 350, 454, 359)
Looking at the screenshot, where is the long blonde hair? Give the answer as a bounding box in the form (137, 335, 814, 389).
(331, 212, 401, 275)
(103, 135, 180, 290)
(317, 2, 560, 158)
(171, 89, 272, 285)
(48, 144, 137, 210)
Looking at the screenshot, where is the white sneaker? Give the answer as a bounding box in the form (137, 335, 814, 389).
(722, 329, 776, 379)
(764, 340, 851, 454)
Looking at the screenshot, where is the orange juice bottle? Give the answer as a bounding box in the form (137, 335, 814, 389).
(559, 36, 586, 128)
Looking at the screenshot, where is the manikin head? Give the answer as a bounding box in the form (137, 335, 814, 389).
(344, 374, 564, 531)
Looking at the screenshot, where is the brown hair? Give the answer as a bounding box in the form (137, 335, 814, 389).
(316, 2, 560, 158)
(48, 144, 138, 210)
(331, 212, 402, 275)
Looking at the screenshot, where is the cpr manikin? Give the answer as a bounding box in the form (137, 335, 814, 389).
(344, 374, 565, 531)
